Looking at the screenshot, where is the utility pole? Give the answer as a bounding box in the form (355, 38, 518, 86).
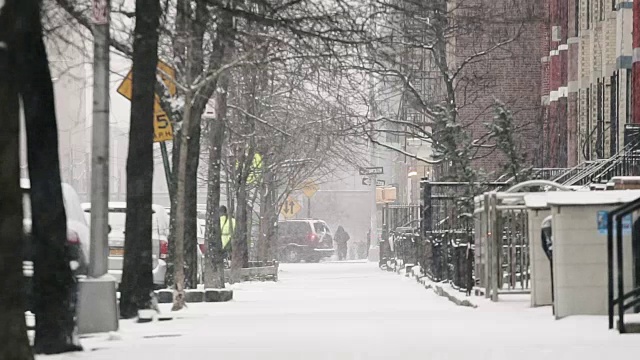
(89, 0, 110, 281)
(367, 0, 379, 262)
(368, 79, 378, 262)
(368, 134, 378, 261)
(77, 0, 118, 334)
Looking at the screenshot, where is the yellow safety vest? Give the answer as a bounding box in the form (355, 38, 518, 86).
(221, 215, 235, 249)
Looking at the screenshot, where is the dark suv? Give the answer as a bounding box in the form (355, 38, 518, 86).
(278, 220, 334, 263)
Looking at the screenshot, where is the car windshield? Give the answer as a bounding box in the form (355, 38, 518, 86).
(280, 222, 310, 237)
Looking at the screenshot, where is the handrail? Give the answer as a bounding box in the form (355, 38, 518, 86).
(591, 152, 640, 184)
(563, 159, 610, 185)
(564, 140, 640, 186)
(551, 161, 593, 184)
(607, 195, 640, 333)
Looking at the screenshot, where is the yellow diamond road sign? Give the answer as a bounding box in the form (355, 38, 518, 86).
(281, 197, 301, 219)
(302, 180, 319, 198)
(117, 60, 176, 142)
(117, 60, 176, 99)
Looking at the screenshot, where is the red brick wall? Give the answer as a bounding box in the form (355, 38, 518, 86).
(633, 0, 640, 124)
(540, 0, 551, 168)
(540, 0, 571, 167)
(452, 0, 543, 178)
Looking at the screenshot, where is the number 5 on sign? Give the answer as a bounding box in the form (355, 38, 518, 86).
(153, 96, 173, 143)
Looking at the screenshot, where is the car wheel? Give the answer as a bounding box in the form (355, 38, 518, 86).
(282, 247, 301, 263)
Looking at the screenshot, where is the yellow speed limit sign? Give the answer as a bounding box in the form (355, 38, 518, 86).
(153, 96, 173, 142)
(118, 61, 175, 142)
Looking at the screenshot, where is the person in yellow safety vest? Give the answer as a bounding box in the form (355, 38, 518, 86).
(220, 205, 235, 251)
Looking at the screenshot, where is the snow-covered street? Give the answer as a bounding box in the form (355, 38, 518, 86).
(44, 262, 640, 360)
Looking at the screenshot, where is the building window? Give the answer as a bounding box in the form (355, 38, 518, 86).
(575, 0, 580, 34)
(586, 0, 591, 29)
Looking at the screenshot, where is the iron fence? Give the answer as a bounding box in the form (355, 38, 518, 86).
(380, 204, 420, 267)
(381, 180, 507, 294)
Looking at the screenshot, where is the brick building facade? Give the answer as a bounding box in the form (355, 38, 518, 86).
(541, 0, 635, 167)
(453, 1, 543, 178)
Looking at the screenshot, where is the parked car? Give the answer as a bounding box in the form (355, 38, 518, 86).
(22, 180, 89, 311)
(81, 202, 168, 288)
(277, 219, 334, 263)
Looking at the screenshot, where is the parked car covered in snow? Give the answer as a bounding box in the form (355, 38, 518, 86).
(22, 180, 89, 311)
(81, 202, 168, 288)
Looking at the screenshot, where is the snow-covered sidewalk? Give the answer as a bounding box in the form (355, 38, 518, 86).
(42, 262, 640, 360)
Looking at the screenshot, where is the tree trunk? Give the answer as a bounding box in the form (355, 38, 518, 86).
(11, 0, 81, 353)
(231, 177, 249, 280)
(232, 145, 255, 270)
(246, 189, 258, 262)
(172, 84, 193, 310)
(165, 133, 179, 287)
(0, 14, 33, 356)
(204, 79, 230, 288)
(184, 109, 200, 289)
(119, 0, 161, 319)
(257, 180, 268, 263)
(258, 165, 277, 263)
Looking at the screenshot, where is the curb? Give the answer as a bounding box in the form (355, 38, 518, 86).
(418, 277, 477, 308)
(385, 261, 478, 308)
(155, 289, 234, 304)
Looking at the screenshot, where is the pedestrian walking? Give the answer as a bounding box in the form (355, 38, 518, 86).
(335, 226, 350, 261)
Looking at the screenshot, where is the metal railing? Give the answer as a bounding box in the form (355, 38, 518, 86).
(380, 204, 421, 268)
(561, 141, 640, 186)
(417, 181, 504, 292)
(607, 196, 640, 333)
(551, 161, 597, 184)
